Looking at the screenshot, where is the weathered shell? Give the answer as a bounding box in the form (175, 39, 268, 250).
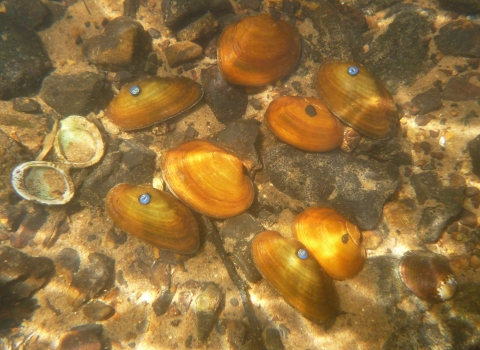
(316, 60, 397, 140)
(294, 206, 365, 280)
(106, 76, 204, 131)
(264, 96, 343, 152)
(217, 14, 301, 86)
(161, 140, 254, 219)
(11, 161, 75, 205)
(54, 115, 104, 168)
(399, 250, 457, 303)
(105, 183, 200, 254)
(252, 230, 337, 326)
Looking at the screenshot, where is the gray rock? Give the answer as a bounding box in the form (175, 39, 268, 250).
(0, 14, 52, 100)
(177, 12, 218, 42)
(83, 301, 115, 321)
(264, 144, 399, 230)
(195, 283, 224, 342)
(435, 20, 480, 58)
(12, 98, 42, 114)
(353, 136, 413, 167)
(67, 253, 115, 308)
(4, 0, 50, 30)
(57, 325, 106, 350)
(411, 88, 442, 115)
(438, 0, 480, 14)
(410, 172, 465, 243)
(216, 319, 249, 349)
(39, 72, 104, 116)
(79, 139, 156, 207)
(149, 260, 171, 291)
(303, 0, 364, 63)
(10, 210, 48, 249)
(264, 326, 285, 350)
(212, 119, 261, 172)
(429, 283, 480, 349)
(201, 65, 248, 124)
(468, 134, 480, 177)
(0, 130, 31, 204)
(220, 214, 263, 282)
(332, 0, 402, 14)
(153, 288, 176, 316)
(364, 4, 435, 92)
(442, 74, 480, 102)
(162, 0, 207, 28)
(54, 248, 80, 283)
(83, 16, 152, 71)
(164, 41, 203, 68)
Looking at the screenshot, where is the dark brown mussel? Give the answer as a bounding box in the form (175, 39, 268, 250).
(264, 96, 343, 152)
(161, 140, 254, 219)
(106, 76, 203, 131)
(252, 230, 337, 326)
(316, 60, 397, 140)
(217, 14, 301, 86)
(105, 184, 200, 254)
(294, 207, 365, 280)
(399, 250, 457, 303)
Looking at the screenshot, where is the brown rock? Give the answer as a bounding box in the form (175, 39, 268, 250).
(83, 16, 152, 70)
(176, 12, 218, 42)
(164, 41, 203, 67)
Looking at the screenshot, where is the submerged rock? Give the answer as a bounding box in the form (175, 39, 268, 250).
(195, 283, 224, 342)
(264, 144, 399, 230)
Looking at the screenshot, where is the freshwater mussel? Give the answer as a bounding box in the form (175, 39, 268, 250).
(264, 96, 344, 152)
(105, 184, 200, 254)
(11, 161, 75, 205)
(294, 206, 365, 280)
(399, 250, 457, 303)
(316, 60, 397, 140)
(106, 76, 203, 131)
(252, 230, 337, 326)
(11, 115, 104, 205)
(54, 115, 104, 168)
(217, 14, 301, 86)
(161, 140, 254, 219)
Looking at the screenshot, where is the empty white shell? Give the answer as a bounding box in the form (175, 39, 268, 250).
(53, 115, 104, 168)
(11, 161, 75, 205)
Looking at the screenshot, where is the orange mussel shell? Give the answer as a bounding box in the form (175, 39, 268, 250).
(217, 14, 301, 86)
(264, 96, 343, 152)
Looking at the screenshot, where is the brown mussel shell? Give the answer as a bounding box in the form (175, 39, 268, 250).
(264, 96, 344, 152)
(399, 250, 457, 303)
(161, 140, 254, 219)
(294, 206, 365, 280)
(106, 76, 203, 131)
(252, 230, 337, 326)
(316, 60, 397, 140)
(217, 14, 301, 86)
(105, 183, 200, 254)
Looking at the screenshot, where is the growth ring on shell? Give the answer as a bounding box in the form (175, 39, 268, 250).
(217, 14, 301, 86)
(316, 60, 397, 140)
(161, 139, 254, 219)
(106, 76, 204, 131)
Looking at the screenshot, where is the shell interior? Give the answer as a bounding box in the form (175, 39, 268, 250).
(54, 115, 104, 168)
(10, 161, 75, 205)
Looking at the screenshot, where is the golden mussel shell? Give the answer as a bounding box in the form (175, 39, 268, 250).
(217, 14, 301, 86)
(105, 183, 200, 254)
(252, 230, 337, 326)
(315, 60, 397, 140)
(399, 250, 457, 303)
(161, 140, 254, 219)
(294, 206, 365, 280)
(106, 76, 203, 131)
(264, 96, 344, 152)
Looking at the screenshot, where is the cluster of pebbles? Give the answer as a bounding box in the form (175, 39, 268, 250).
(1, 0, 480, 349)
